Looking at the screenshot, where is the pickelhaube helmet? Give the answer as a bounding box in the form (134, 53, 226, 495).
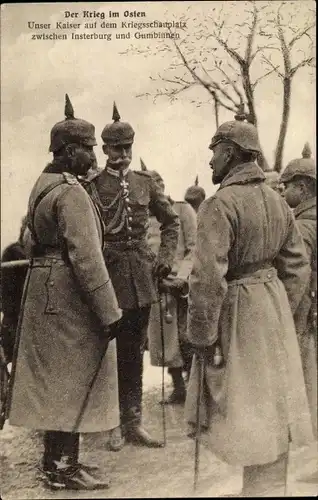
(101, 102, 135, 146)
(184, 175, 206, 204)
(210, 107, 261, 154)
(49, 94, 97, 153)
(280, 142, 316, 183)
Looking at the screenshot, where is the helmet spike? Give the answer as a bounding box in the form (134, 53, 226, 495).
(112, 102, 121, 122)
(140, 158, 147, 171)
(234, 102, 246, 122)
(195, 175, 199, 186)
(302, 142, 312, 158)
(65, 94, 75, 120)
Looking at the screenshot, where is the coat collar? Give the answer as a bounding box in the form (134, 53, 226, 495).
(294, 197, 316, 220)
(219, 162, 266, 190)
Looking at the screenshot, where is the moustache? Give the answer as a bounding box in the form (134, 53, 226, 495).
(108, 157, 131, 166)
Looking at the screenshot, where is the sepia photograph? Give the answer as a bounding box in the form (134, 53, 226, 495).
(0, 1, 317, 498)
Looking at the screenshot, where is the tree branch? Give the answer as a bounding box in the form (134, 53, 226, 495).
(251, 67, 280, 89)
(207, 16, 245, 66)
(289, 22, 315, 49)
(262, 54, 284, 79)
(245, 0, 258, 63)
(277, 7, 292, 76)
(213, 63, 245, 103)
(290, 57, 316, 77)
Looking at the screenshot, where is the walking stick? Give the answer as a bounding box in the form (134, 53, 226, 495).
(158, 280, 167, 447)
(72, 332, 113, 433)
(194, 353, 205, 492)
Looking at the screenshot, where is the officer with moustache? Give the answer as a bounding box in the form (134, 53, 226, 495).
(86, 103, 179, 450)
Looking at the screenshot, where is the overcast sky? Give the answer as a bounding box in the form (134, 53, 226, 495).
(1, 1, 316, 249)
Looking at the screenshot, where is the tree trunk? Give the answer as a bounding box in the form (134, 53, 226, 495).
(274, 77, 291, 172)
(241, 64, 270, 171)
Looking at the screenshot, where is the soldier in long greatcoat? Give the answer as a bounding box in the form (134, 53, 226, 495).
(185, 118, 314, 496)
(7, 96, 122, 491)
(145, 163, 197, 404)
(85, 103, 179, 451)
(280, 143, 317, 439)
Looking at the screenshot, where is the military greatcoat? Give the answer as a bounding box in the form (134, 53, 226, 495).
(8, 171, 122, 433)
(87, 168, 179, 310)
(148, 201, 197, 367)
(293, 197, 317, 437)
(185, 163, 314, 466)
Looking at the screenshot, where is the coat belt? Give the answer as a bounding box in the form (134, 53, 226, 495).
(227, 265, 277, 286)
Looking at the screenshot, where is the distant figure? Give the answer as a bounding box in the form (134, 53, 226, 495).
(184, 175, 206, 213)
(145, 162, 197, 404)
(280, 142, 317, 439)
(0, 217, 28, 363)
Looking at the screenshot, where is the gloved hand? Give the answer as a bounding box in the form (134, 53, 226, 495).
(107, 318, 122, 342)
(160, 276, 189, 297)
(154, 261, 172, 280)
(192, 344, 224, 367)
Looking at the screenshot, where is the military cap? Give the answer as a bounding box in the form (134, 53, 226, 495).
(101, 102, 135, 146)
(184, 175, 206, 203)
(280, 142, 316, 183)
(49, 94, 97, 153)
(210, 118, 261, 154)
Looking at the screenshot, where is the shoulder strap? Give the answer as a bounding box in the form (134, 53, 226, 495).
(28, 179, 66, 245)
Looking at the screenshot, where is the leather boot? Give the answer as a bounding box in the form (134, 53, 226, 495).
(125, 424, 164, 448)
(108, 426, 125, 452)
(54, 463, 110, 490)
(160, 367, 186, 405)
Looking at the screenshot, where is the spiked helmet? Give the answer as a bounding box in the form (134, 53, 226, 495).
(101, 102, 135, 146)
(49, 94, 97, 153)
(280, 142, 316, 183)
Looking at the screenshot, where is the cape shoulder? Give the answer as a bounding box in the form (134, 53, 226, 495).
(62, 172, 80, 185)
(133, 170, 153, 178)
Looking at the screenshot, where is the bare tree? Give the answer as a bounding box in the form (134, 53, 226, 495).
(263, 2, 315, 171)
(122, 1, 315, 171)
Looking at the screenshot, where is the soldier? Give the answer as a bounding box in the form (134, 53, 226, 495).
(85, 103, 179, 450)
(185, 117, 314, 496)
(0, 216, 28, 363)
(144, 160, 197, 404)
(7, 95, 122, 490)
(280, 142, 317, 439)
(184, 175, 206, 213)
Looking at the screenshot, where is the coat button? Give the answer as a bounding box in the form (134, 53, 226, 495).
(126, 198, 130, 203)
(127, 206, 132, 213)
(49, 281, 54, 286)
(267, 273, 271, 278)
(128, 217, 133, 222)
(127, 227, 132, 232)
(52, 259, 57, 264)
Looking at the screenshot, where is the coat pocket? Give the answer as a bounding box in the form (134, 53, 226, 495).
(44, 263, 59, 315)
